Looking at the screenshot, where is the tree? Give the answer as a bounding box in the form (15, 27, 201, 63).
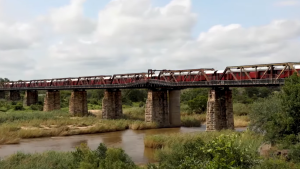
(187, 95, 207, 114)
(250, 73, 300, 144)
(280, 73, 300, 135)
(181, 88, 208, 103)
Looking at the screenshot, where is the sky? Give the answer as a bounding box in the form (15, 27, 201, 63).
(0, 0, 300, 80)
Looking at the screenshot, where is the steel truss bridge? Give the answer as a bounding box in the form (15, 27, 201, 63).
(0, 62, 299, 91)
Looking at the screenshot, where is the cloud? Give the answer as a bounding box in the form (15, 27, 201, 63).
(0, 22, 42, 50)
(275, 0, 300, 6)
(43, 0, 96, 35)
(1, 0, 300, 80)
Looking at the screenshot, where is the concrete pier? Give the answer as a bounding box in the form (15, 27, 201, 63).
(10, 90, 21, 101)
(102, 89, 122, 119)
(69, 90, 88, 116)
(0, 91, 5, 99)
(169, 90, 181, 127)
(23, 90, 38, 106)
(145, 89, 170, 127)
(43, 90, 60, 111)
(206, 88, 234, 131)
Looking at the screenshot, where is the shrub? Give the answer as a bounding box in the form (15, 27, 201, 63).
(71, 143, 138, 169)
(288, 143, 300, 163)
(14, 103, 24, 110)
(151, 133, 259, 169)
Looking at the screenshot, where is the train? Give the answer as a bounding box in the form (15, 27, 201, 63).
(1, 64, 300, 88)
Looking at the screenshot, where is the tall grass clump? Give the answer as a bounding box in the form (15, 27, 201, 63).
(181, 115, 202, 127)
(234, 115, 250, 127)
(123, 107, 145, 120)
(144, 130, 262, 150)
(129, 121, 158, 130)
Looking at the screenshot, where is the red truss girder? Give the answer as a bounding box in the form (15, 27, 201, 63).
(0, 62, 299, 90)
(148, 68, 215, 82)
(111, 73, 148, 84)
(220, 62, 300, 81)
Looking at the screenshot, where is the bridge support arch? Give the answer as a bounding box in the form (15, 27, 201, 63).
(102, 89, 123, 119)
(43, 90, 60, 112)
(10, 90, 21, 101)
(0, 91, 5, 99)
(69, 90, 88, 116)
(23, 90, 38, 106)
(206, 87, 234, 131)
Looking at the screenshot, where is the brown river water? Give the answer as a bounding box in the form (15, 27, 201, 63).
(0, 126, 246, 164)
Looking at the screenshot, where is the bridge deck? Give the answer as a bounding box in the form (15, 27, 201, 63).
(0, 79, 285, 91)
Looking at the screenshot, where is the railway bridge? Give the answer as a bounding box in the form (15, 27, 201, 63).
(0, 62, 299, 131)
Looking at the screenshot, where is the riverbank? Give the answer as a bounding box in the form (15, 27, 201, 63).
(0, 108, 249, 145)
(2, 129, 298, 169)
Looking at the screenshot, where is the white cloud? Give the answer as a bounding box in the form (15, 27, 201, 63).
(275, 0, 300, 6)
(44, 0, 96, 35)
(0, 22, 42, 50)
(1, 0, 300, 80)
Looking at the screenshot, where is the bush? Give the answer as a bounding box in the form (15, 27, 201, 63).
(14, 103, 24, 110)
(288, 143, 300, 163)
(71, 143, 138, 169)
(152, 133, 259, 169)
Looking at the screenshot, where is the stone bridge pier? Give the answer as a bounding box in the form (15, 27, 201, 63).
(43, 90, 60, 111)
(0, 91, 5, 99)
(69, 90, 88, 116)
(145, 89, 181, 127)
(23, 90, 38, 106)
(10, 90, 21, 101)
(206, 87, 234, 131)
(102, 89, 122, 119)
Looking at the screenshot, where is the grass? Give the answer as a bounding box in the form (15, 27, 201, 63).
(180, 114, 205, 127)
(0, 102, 250, 145)
(0, 109, 159, 145)
(144, 130, 263, 149)
(0, 151, 74, 169)
(234, 115, 250, 127)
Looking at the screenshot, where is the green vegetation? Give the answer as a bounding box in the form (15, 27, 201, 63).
(0, 143, 140, 169)
(250, 73, 300, 145)
(146, 131, 262, 169)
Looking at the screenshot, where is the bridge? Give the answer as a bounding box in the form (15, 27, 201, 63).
(0, 62, 299, 131)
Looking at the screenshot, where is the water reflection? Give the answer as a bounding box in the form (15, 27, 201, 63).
(0, 126, 246, 164)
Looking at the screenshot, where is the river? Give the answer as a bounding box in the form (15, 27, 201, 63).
(0, 126, 246, 164)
